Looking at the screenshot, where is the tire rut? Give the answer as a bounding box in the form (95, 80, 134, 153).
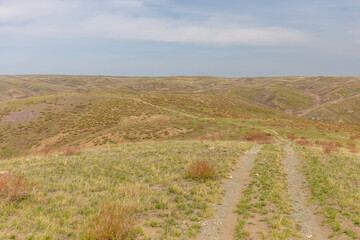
(284, 143, 328, 240)
(197, 144, 262, 240)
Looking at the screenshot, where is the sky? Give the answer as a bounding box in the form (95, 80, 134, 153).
(0, 0, 359, 77)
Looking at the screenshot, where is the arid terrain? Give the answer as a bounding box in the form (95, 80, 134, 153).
(1, 75, 360, 239)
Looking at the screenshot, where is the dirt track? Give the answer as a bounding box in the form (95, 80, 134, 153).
(197, 144, 262, 240)
(284, 143, 328, 240)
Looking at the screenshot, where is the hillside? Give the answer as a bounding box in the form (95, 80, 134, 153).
(1, 75, 360, 239)
(1, 75, 360, 124)
(1, 75, 360, 159)
(0, 90, 288, 158)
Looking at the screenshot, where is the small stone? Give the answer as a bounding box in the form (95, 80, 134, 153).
(306, 234, 313, 239)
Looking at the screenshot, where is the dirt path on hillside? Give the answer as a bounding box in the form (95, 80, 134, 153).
(298, 89, 322, 117)
(284, 144, 328, 239)
(298, 90, 360, 117)
(197, 144, 262, 240)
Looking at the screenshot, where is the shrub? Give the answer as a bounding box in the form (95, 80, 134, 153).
(287, 134, 296, 140)
(244, 131, 272, 144)
(296, 139, 312, 146)
(350, 148, 358, 153)
(63, 146, 80, 156)
(188, 160, 217, 179)
(322, 142, 339, 154)
(85, 202, 137, 240)
(346, 141, 357, 149)
(350, 134, 360, 140)
(0, 171, 32, 202)
(41, 144, 53, 155)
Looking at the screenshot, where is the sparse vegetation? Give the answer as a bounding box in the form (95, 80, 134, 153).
(236, 145, 299, 239)
(244, 131, 272, 144)
(0, 140, 250, 239)
(187, 160, 217, 179)
(0, 171, 32, 203)
(297, 147, 360, 238)
(322, 142, 339, 154)
(85, 201, 138, 240)
(1, 75, 360, 239)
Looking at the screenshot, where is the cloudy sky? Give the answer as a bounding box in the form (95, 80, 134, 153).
(0, 0, 359, 76)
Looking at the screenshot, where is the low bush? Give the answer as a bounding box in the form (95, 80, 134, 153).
(287, 134, 296, 140)
(63, 146, 80, 156)
(0, 171, 32, 202)
(296, 139, 312, 146)
(350, 134, 360, 140)
(346, 141, 357, 148)
(85, 201, 137, 240)
(244, 131, 272, 144)
(188, 160, 217, 179)
(322, 142, 339, 154)
(41, 144, 54, 156)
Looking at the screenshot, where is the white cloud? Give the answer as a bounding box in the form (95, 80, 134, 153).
(0, 0, 308, 45)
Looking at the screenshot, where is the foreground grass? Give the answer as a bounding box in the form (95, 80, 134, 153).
(297, 147, 360, 239)
(236, 144, 299, 239)
(0, 140, 250, 240)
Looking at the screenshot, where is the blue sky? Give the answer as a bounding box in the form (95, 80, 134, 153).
(0, 0, 359, 77)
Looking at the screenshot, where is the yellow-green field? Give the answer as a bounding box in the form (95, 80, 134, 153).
(0, 141, 251, 240)
(1, 75, 360, 240)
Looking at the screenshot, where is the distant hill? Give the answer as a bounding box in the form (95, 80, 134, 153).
(1, 75, 359, 124)
(0, 75, 359, 158)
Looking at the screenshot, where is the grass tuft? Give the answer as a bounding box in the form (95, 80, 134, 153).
(0, 171, 32, 203)
(63, 146, 80, 156)
(296, 139, 312, 146)
(244, 131, 272, 144)
(85, 201, 138, 240)
(188, 160, 217, 179)
(322, 142, 339, 154)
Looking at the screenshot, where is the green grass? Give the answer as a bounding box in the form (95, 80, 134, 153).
(0, 140, 251, 240)
(1, 75, 360, 239)
(297, 146, 360, 238)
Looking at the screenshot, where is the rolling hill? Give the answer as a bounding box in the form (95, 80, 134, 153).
(1, 75, 360, 239)
(0, 75, 360, 159)
(1, 75, 359, 124)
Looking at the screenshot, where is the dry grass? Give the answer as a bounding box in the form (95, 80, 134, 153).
(296, 139, 312, 146)
(298, 147, 360, 238)
(322, 142, 339, 154)
(287, 133, 296, 140)
(41, 144, 54, 156)
(188, 160, 217, 179)
(0, 141, 250, 239)
(0, 171, 32, 202)
(350, 134, 360, 140)
(85, 201, 137, 240)
(244, 131, 272, 144)
(63, 146, 80, 156)
(346, 141, 357, 148)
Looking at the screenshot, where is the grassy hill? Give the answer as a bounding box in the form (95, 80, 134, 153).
(0, 90, 290, 159)
(1, 75, 360, 124)
(1, 75, 360, 159)
(1, 75, 360, 239)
